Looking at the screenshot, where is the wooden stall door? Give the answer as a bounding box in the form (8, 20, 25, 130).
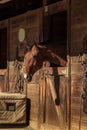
(39, 73, 67, 130)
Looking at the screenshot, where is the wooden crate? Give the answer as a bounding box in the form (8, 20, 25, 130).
(0, 92, 26, 124)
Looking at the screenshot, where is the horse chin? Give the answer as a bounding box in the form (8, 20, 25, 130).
(24, 74, 32, 82)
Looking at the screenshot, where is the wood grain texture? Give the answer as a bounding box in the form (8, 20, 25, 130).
(71, 0, 87, 130)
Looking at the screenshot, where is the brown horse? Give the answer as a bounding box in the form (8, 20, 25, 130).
(23, 43, 66, 81)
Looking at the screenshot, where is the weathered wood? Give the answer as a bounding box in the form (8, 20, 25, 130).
(71, 0, 87, 130)
(41, 67, 67, 76)
(26, 83, 39, 122)
(38, 71, 67, 129)
(46, 76, 64, 128)
(39, 77, 46, 123)
(44, 0, 67, 16)
(0, 69, 7, 92)
(1, 1, 87, 129)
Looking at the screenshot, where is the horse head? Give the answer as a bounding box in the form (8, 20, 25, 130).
(23, 42, 67, 82)
(23, 42, 40, 81)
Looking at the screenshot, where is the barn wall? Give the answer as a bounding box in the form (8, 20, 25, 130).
(9, 13, 26, 60)
(71, 0, 87, 130)
(0, 7, 43, 93)
(7, 8, 43, 92)
(9, 7, 42, 61)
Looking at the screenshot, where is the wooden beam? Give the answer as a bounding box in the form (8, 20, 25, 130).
(67, 0, 72, 129)
(44, 0, 67, 16)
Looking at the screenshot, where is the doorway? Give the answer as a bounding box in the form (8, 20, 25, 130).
(0, 28, 7, 69)
(43, 11, 67, 66)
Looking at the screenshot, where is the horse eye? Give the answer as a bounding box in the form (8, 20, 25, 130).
(33, 55, 37, 58)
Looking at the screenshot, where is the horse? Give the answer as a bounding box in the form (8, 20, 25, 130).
(23, 42, 67, 81)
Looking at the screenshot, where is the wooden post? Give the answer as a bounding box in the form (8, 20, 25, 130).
(39, 75, 46, 123)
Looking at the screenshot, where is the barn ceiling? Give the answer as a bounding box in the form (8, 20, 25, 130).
(0, 0, 42, 20)
(0, 0, 62, 20)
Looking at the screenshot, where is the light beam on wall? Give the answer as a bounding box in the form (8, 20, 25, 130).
(0, 0, 11, 4)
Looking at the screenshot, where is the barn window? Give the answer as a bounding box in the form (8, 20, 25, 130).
(0, 28, 7, 69)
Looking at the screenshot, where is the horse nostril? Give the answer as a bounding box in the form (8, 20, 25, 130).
(24, 74, 32, 82)
(27, 75, 32, 82)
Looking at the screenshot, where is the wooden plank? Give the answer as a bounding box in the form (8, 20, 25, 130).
(46, 76, 64, 127)
(26, 83, 40, 123)
(0, 19, 8, 29)
(70, 0, 87, 130)
(44, 0, 67, 16)
(25, 8, 42, 45)
(41, 67, 66, 76)
(39, 77, 46, 123)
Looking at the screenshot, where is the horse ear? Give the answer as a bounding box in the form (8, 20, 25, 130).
(34, 41, 38, 46)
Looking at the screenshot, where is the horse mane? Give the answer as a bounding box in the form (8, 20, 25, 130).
(36, 42, 66, 67)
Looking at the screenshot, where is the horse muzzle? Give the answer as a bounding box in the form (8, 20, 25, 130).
(24, 74, 32, 82)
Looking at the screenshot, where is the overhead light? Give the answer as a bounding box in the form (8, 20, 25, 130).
(0, 0, 11, 4)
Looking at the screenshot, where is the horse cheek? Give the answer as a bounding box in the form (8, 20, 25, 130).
(24, 65, 29, 74)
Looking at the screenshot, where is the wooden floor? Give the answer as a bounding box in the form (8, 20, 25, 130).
(0, 124, 67, 130)
(0, 126, 33, 130)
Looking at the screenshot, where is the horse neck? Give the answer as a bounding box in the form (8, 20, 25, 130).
(38, 46, 51, 66)
(38, 45, 66, 67)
